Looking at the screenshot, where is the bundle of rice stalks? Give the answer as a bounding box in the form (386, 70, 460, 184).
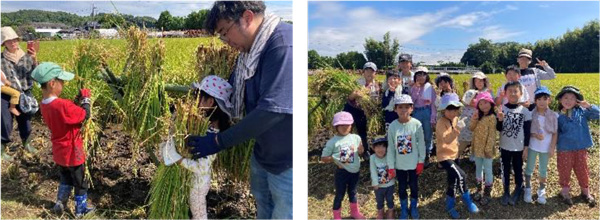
(117, 27, 171, 172)
(148, 94, 211, 219)
(196, 40, 238, 80)
(308, 68, 381, 133)
(195, 39, 253, 184)
(72, 41, 116, 187)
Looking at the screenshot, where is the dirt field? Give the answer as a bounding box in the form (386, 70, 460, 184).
(308, 125, 600, 219)
(1, 118, 255, 219)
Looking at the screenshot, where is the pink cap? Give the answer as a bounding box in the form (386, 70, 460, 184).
(332, 111, 354, 126)
(474, 92, 495, 106)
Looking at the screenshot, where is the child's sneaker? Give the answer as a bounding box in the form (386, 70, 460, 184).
(523, 187, 533, 203)
(560, 192, 573, 206)
(581, 193, 596, 207)
(537, 188, 547, 205)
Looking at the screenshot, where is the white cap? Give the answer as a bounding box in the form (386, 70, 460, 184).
(363, 62, 377, 72)
(415, 66, 428, 73)
(394, 94, 413, 105)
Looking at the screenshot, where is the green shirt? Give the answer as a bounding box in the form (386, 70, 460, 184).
(370, 154, 396, 188)
(322, 134, 362, 173)
(386, 118, 426, 170)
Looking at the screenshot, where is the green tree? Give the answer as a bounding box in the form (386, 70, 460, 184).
(363, 32, 400, 69)
(185, 9, 209, 30)
(460, 38, 498, 67)
(335, 51, 366, 70)
(157, 11, 173, 30)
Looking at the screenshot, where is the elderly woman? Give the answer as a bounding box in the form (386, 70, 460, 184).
(1, 26, 38, 161)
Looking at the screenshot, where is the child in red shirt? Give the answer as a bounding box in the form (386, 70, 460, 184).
(31, 62, 94, 217)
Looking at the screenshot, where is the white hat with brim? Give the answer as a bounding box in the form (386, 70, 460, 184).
(1, 27, 20, 45)
(438, 93, 463, 111)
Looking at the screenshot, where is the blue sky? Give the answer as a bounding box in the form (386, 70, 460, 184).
(309, 1, 599, 64)
(1, 1, 292, 21)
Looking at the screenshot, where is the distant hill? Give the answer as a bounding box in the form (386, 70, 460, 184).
(1, 9, 157, 29)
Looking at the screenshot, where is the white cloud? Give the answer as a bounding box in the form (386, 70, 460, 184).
(480, 25, 524, 41)
(505, 5, 519, 11)
(438, 11, 491, 28)
(539, 4, 550, 8)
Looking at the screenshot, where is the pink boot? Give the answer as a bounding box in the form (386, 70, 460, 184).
(333, 209, 342, 220)
(350, 202, 366, 219)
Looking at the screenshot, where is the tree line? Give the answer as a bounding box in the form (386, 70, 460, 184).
(309, 20, 599, 73)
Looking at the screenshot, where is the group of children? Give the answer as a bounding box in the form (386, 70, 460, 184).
(26, 62, 232, 219)
(321, 50, 598, 219)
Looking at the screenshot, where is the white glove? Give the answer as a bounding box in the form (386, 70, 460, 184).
(160, 136, 182, 166)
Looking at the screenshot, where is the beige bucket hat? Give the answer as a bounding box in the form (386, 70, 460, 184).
(1, 27, 20, 45)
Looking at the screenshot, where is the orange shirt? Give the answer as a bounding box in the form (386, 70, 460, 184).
(436, 117, 459, 161)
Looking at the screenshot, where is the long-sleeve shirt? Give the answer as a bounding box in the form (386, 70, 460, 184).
(410, 82, 437, 124)
(436, 117, 459, 161)
(181, 127, 219, 187)
(557, 105, 600, 152)
(370, 154, 395, 188)
(519, 66, 556, 103)
(497, 103, 532, 151)
(470, 114, 497, 158)
(40, 97, 87, 167)
(322, 134, 362, 173)
(386, 118, 425, 170)
(382, 89, 400, 126)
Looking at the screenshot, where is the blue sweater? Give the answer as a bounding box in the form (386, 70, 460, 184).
(557, 105, 599, 152)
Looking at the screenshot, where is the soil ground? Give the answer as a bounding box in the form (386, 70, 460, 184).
(1, 119, 255, 219)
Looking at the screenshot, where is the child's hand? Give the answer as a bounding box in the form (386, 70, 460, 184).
(416, 163, 424, 175)
(521, 101, 531, 108)
(522, 148, 528, 161)
(549, 146, 556, 158)
(472, 112, 479, 121)
(496, 107, 505, 121)
(578, 100, 591, 109)
(373, 186, 379, 190)
(533, 133, 544, 140)
(387, 169, 396, 179)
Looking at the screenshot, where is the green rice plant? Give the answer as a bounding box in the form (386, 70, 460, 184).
(148, 94, 210, 219)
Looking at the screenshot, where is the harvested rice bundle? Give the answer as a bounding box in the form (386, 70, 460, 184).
(148, 94, 211, 219)
(196, 41, 238, 80)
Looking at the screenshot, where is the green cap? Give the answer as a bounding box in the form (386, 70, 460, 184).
(31, 62, 74, 84)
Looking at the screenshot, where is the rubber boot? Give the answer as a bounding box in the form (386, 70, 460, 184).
(376, 209, 384, 219)
(409, 198, 419, 219)
(399, 199, 408, 219)
(462, 191, 480, 213)
(480, 184, 492, 206)
(385, 208, 394, 219)
(333, 209, 342, 220)
(23, 138, 37, 154)
(74, 194, 95, 217)
(1, 143, 14, 162)
(349, 202, 366, 219)
(445, 196, 460, 219)
(52, 184, 73, 214)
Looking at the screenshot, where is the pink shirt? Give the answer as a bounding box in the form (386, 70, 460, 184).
(410, 82, 437, 124)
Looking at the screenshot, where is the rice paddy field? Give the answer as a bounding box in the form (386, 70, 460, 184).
(308, 70, 600, 219)
(1, 31, 255, 219)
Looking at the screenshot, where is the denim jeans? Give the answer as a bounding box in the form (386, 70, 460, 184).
(250, 154, 293, 219)
(474, 156, 494, 185)
(375, 185, 395, 209)
(1, 93, 32, 144)
(412, 106, 432, 154)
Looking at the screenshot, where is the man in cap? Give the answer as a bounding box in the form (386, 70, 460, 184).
(516, 48, 556, 111)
